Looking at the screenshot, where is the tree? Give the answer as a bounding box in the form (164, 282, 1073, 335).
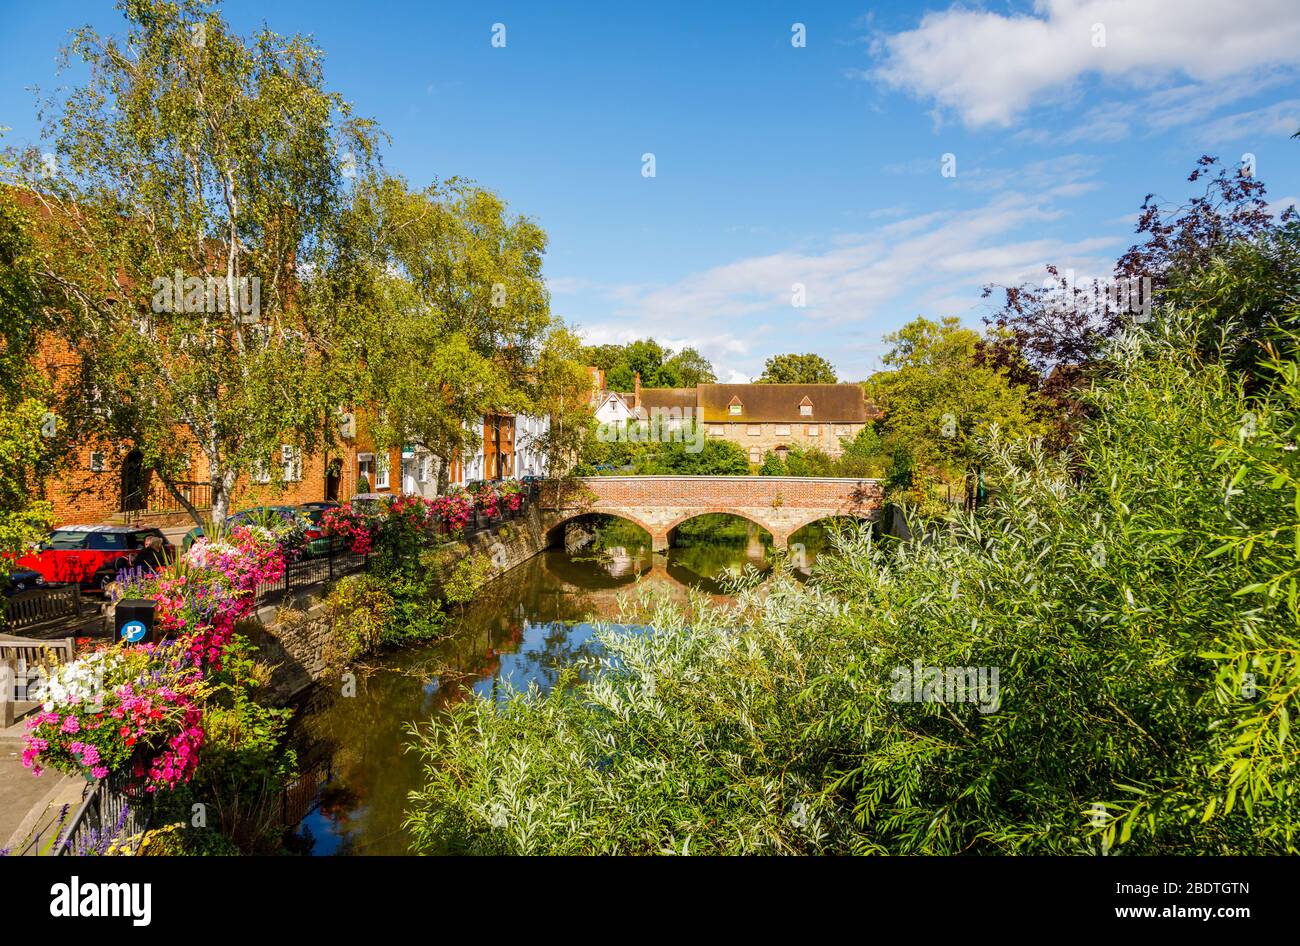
(866, 317, 1045, 485)
(640, 437, 750, 475)
(0, 180, 55, 561)
(664, 347, 716, 386)
(349, 174, 551, 488)
(526, 326, 599, 479)
(756, 353, 837, 384)
(983, 156, 1294, 384)
(582, 338, 716, 390)
(7, 0, 377, 525)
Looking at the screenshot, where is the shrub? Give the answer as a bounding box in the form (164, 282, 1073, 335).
(405, 317, 1300, 855)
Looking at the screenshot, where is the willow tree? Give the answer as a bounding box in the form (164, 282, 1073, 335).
(350, 174, 552, 489)
(8, 0, 376, 525)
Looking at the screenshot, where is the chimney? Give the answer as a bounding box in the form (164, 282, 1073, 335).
(633, 371, 641, 408)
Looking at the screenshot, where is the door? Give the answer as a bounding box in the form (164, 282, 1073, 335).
(325, 459, 341, 502)
(121, 449, 149, 512)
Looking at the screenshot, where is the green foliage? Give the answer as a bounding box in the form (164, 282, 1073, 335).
(328, 573, 396, 660)
(406, 315, 1300, 855)
(328, 567, 445, 659)
(5, 0, 379, 524)
(0, 185, 54, 563)
(350, 174, 552, 480)
(757, 352, 838, 384)
(639, 437, 751, 475)
(152, 636, 297, 854)
(757, 428, 884, 479)
(443, 553, 494, 607)
(584, 338, 716, 390)
(576, 422, 751, 476)
(865, 316, 1046, 493)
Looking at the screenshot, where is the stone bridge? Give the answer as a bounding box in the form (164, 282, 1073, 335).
(541, 476, 883, 551)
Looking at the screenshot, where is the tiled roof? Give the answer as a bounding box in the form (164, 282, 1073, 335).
(698, 384, 871, 423)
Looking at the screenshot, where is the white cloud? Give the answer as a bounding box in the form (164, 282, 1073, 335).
(1198, 99, 1300, 142)
(872, 0, 1300, 128)
(571, 178, 1127, 380)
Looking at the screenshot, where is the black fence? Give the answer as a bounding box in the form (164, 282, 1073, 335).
(56, 771, 150, 856)
(251, 484, 541, 608)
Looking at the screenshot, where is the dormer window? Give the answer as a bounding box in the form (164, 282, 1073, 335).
(728, 396, 743, 416)
(799, 396, 814, 417)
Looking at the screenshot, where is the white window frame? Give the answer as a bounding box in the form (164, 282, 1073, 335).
(748, 424, 762, 436)
(775, 425, 790, 436)
(375, 454, 390, 489)
(800, 403, 813, 417)
(729, 403, 742, 415)
(281, 444, 302, 482)
(806, 425, 820, 436)
(89, 451, 105, 473)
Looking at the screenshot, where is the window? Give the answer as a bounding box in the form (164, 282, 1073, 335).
(708, 425, 725, 436)
(375, 454, 390, 489)
(251, 459, 271, 484)
(88, 532, 128, 551)
(835, 425, 850, 436)
(419, 455, 432, 483)
(748, 424, 762, 436)
(45, 531, 89, 550)
(806, 425, 820, 436)
(749, 447, 762, 463)
(89, 451, 105, 473)
(729, 403, 742, 415)
(800, 403, 813, 417)
(775, 425, 790, 436)
(281, 445, 302, 482)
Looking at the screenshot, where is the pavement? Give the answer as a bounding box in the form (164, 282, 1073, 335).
(0, 733, 86, 855)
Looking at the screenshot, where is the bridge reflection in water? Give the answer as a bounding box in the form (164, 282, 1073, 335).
(289, 513, 842, 855)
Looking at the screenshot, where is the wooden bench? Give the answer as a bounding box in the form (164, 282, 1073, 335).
(3, 585, 103, 639)
(0, 634, 74, 727)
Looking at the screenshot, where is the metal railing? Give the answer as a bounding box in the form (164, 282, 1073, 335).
(56, 772, 150, 856)
(250, 487, 539, 608)
(121, 481, 213, 522)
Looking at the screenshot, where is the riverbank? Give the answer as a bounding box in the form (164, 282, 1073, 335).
(285, 518, 831, 854)
(246, 505, 552, 705)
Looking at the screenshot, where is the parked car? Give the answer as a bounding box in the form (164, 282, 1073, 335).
(1, 568, 48, 597)
(295, 503, 337, 556)
(298, 500, 340, 512)
(17, 525, 174, 593)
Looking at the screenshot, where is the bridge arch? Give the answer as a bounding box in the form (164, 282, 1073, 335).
(785, 510, 879, 538)
(662, 509, 777, 547)
(543, 510, 658, 550)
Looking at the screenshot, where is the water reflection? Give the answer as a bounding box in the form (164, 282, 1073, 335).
(291, 515, 839, 855)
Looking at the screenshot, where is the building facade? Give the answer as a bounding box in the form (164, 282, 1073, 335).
(587, 370, 878, 466)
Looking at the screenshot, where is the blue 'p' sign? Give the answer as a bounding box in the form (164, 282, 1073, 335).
(120, 620, 147, 643)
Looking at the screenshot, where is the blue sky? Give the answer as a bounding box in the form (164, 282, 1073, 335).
(2, 0, 1298, 382)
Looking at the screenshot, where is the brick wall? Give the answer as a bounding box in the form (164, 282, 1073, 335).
(570, 475, 882, 509)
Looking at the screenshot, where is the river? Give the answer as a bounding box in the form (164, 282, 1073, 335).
(289, 515, 832, 855)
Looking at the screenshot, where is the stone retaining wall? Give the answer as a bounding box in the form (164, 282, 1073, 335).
(246, 506, 548, 704)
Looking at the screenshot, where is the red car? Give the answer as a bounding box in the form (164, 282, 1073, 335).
(16, 525, 175, 593)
